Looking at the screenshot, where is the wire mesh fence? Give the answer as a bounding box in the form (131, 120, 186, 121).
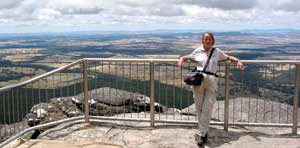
(0, 59, 299, 145)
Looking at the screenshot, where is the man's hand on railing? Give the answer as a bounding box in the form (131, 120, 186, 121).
(178, 58, 184, 67)
(227, 55, 244, 71)
(178, 56, 188, 67)
(237, 60, 244, 71)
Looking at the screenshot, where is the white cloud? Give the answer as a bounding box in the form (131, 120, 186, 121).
(177, 0, 258, 10)
(116, 0, 162, 7)
(0, 0, 24, 9)
(47, 0, 104, 15)
(34, 8, 61, 20)
(273, 0, 300, 12)
(0, 0, 299, 33)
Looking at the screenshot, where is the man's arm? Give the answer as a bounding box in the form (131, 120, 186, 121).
(178, 55, 190, 67)
(227, 55, 244, 70)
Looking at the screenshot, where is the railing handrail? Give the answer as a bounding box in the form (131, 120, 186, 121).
(84, 58, 179, 62)
(0, 59, 84, 93)
(241, 60, 300, 64)
(85, 58, 300, 64)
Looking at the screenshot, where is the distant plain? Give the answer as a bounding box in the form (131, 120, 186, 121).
(0, 30, 300, 86)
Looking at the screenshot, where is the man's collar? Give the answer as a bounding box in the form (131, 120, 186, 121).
(198, 46, 213, 52)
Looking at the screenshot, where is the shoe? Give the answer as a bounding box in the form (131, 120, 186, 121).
(194, 133, 203, 146)
(201, 134, 208, 144)
(194, 133, 208, 147)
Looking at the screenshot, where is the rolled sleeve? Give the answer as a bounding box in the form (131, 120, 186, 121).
(188, 48, 201, 61)
(218, 48, 228, 61)
(187, 54, 196, 61)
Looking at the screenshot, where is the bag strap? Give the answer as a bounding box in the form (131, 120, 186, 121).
(203, 47, 215, 72)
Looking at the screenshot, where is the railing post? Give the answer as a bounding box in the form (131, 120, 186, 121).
(224, 61, 230, 131)
(292, 64, 300, 136)
(150, 61, 155, 127)
(83, 60, 90, 123)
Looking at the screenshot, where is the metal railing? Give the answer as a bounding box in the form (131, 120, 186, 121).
(0, 58, 299, 147)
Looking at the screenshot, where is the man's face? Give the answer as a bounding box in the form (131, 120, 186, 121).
(203, 34, 213, 48)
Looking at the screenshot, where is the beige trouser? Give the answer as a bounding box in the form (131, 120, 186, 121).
(192, 74, 218, 135)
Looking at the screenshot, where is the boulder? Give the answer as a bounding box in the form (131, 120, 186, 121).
(181, 97, 300, 124)
(81, 87, 150, 106)
(30, 103, 49, 119)
(180, 104, 196, 116)
(72, 87, 164, 113)
(89, 102, 130, 116)
(25, 113, 40, 127)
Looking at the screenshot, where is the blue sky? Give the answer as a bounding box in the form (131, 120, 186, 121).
(0, 0, 300, 33)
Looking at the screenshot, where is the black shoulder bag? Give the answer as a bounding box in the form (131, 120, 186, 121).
(183, 48, 215, 85)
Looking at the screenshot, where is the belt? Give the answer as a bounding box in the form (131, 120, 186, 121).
(197, 71, 219, 77)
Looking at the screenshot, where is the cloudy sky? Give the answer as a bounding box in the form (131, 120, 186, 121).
(0, 0, 300, 33)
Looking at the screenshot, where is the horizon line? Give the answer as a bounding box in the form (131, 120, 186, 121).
(0, 28, 300, 35)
